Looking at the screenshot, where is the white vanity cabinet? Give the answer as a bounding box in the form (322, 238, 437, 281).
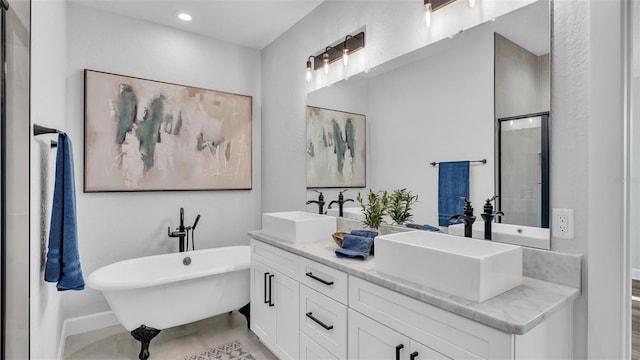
(250, 241, 300, 360)
(249, 238, 573, 360)
(348, 276, 571, 360)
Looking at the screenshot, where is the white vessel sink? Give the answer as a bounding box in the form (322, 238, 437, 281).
(262, 211, 336, 244)
(448, 222, 550, 249)
(326, 207, 364, 220)
(375, 231, 522, 302)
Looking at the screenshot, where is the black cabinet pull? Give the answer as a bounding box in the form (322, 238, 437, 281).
(305, 312, 334, 330)
(410, 351, 419, 360)
(305, 272, 334, 286)
(395, 344, 404, 360)
(263, 272, 270, 304)
(268, 274, 275, 307)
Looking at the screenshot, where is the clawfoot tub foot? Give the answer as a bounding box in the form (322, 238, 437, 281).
(131, 325, 161, 360)
(239, 302, 250, 329)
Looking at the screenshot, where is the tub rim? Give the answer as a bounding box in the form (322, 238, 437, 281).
(87, 245, 250, 291)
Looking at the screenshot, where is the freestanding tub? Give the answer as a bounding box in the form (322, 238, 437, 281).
(87, 246, 250, 359)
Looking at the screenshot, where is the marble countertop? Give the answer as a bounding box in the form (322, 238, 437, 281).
(248, 230, 580, 335)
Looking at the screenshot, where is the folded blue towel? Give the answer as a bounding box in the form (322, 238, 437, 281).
(45, 134, 85, 291)
(438, 161, 469, 227)
(405, 223, 440, 232)
(350, 230, 378, 238)
(335, 235, 373, 260)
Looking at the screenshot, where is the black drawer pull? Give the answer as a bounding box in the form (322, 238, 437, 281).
(268, 274, 275, 307)
(395, 344, 404, 360)
(410, 351, 419, 360)
(305, 272, 334, 286)
(305, 312, 334, 330)
(263, 272, 270, 304)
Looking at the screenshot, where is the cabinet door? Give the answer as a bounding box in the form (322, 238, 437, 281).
(272, 270, 300, 360)
(250, 260, 274, 343)
(348, 309, 411, 360)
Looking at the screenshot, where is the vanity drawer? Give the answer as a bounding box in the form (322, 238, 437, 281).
(299, 257, 348, 305)
(348, 276, 512, 359)
(300, 285, 347, 360)
(251, 239, 299, 280)
(299, 332, 340, 360)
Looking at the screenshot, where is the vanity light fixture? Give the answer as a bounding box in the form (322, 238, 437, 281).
(424, 0, 473, 27)
(323, 48, 332, 74)
(306, 56, 314, 82)
(304, 32, 365, 79)
(178, 13, 192, 21)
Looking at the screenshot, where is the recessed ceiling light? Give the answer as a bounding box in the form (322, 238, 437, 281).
(178, 13, 192, 22)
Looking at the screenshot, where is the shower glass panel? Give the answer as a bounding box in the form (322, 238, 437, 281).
(497, 112, 549, 228)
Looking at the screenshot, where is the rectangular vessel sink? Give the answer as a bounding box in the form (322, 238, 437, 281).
(448, 222, 550, 249)
(375, 231, 522, 302)
(262, 211, 336, 244)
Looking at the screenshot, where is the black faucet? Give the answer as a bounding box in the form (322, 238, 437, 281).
(168, 208, 201, 252)
(306, 190, 326, 214)
(449, 197, 476, 238)
(480, 196, 504, 240)
(327, 189, 355, 217)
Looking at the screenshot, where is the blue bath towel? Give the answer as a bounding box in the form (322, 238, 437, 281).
(335, 235, 374, 260)
(438, 161, 469, 227)
(45, 134, 85, 291)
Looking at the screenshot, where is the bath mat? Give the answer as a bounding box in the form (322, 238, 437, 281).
(184, 340, 255, 360)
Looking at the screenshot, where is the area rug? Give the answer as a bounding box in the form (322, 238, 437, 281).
(184, 340, 255, 360)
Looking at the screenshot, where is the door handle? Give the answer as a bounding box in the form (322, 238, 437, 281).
(305, 312, 334, 330)
(263, 272, 270, 304)
(410, 351, 419, 360)
(268, 274, 275, 307)
(395, 344, 404, 360)
(305, 272, 334, 286)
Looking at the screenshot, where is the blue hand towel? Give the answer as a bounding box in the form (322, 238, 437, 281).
(438, 161, 469, 227)
(45, 134, 85, 291)
(405, 223, 440, 232)
(335, 235, 373, 260)
(350, 230, 378, 238)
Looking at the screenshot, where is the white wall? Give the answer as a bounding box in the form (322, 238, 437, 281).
(262, 0, 633, 357)
(64, 3, 262, 319)
(30, 1, 66, 357)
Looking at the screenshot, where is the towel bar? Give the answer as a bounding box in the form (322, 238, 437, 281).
(430, 159, 486, 167)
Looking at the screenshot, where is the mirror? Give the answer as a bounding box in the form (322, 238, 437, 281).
(306, 0, 551, 247)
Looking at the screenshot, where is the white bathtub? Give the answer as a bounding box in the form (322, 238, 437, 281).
(87, 246, 250, 331)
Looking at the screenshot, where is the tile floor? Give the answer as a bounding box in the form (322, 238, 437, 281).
(63, 311, 277, 360)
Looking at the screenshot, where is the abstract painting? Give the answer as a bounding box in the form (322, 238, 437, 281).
(84, 70, 252, 192)
(306, 106, 366, 188)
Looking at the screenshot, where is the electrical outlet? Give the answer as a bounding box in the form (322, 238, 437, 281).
(552, 208, 574, 239)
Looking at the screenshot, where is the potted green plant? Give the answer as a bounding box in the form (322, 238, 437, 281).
(356, 189, 389, 230)
(387, 188, 419, 225)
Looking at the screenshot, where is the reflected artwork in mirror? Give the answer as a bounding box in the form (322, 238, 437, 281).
(306, 0, 551, 248)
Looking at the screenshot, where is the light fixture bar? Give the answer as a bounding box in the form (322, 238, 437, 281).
(425, 0, 457, 12)
(311, 31, 365, 71)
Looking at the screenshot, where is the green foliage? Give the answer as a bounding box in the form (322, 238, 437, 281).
(387, 188, 419, 225)
(356, 190, 389, 230)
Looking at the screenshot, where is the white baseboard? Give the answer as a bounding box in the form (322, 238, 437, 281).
(57, 311, 119, 360)
(632, 268, 640, 280)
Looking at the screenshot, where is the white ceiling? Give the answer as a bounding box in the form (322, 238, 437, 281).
(70, 0, 325, 50)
